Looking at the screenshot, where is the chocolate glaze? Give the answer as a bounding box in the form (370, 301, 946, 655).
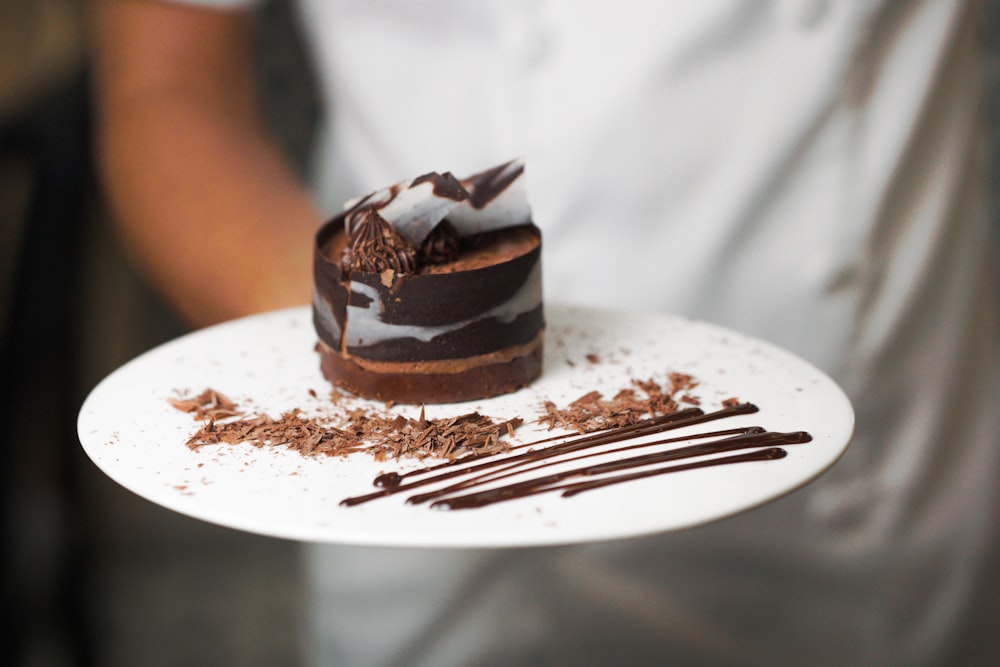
(340, 403, 812, 509)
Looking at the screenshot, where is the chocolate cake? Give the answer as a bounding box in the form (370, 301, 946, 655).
(312, 159, 544, 403)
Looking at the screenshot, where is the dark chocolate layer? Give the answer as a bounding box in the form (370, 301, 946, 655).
(349, 305, 544, 362)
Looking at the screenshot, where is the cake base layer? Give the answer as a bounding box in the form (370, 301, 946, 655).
(316, 334, 543, 404)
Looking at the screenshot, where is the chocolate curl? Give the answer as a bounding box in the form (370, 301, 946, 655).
(343, 159, 532, 243)
(345, 172, 468, 246)
(446, 158, 532, 236)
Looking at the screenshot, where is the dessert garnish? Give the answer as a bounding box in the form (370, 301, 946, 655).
(344, 158, 530, 246)
(340, 208, 418, 276)
(340, 403, 811, 509)
(170, 372, 812, 510)
(339, 158, 531, 275)
(172, 389, 520, 461)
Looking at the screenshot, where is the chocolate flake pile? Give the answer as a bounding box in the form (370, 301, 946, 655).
(169, 371, 733, 466)
(538, 373, 707, 433)
(170, 389, 522, 462)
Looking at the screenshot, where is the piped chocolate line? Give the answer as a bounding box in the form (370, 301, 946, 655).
(339, 403, 811, 509)
(434, 447, 794, 509)
(403, 426, 766, 506)
(427, 433, 809, 510)
(559, 447, 789, 498)
(372, 406, 710, 491)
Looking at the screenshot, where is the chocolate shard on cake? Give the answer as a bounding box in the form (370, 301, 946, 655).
(313, 158, 544, 404)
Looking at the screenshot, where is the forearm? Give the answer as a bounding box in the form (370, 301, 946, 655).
(97, 93, 320, 326)
(90, 0, 320, 327)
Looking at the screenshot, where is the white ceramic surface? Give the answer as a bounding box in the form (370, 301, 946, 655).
(78, 304, 853, 548)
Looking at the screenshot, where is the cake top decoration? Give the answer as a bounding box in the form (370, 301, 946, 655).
(340, 208, 418, 276)
(343, 158, 531, 247)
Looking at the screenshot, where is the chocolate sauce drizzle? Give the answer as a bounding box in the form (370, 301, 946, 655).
(340, 403, 812, 510)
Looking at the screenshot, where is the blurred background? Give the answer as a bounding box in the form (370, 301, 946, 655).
(1, 1, 314, 665)
(1, 1, 998, 665)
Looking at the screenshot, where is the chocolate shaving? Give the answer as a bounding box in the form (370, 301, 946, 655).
(167, 389, 241, 421)
(169, 372, 722, 467)
(169, 389, 521, 461)
(538, 374, 703, 433)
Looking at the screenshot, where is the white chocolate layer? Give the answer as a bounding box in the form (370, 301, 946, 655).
(343, 259, 541, 349)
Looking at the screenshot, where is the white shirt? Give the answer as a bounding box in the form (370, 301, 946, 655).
(171, 1, 1000, 664)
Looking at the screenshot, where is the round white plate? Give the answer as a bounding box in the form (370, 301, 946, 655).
(78, 303, 853, 548)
